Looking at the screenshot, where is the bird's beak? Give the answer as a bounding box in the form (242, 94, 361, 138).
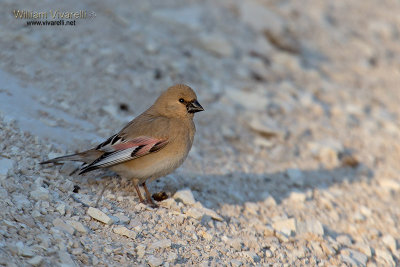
(187, 100, 204, 113)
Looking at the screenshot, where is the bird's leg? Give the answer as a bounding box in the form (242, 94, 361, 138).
(142, 181, 158, 207)
(134, 184, 145, 203)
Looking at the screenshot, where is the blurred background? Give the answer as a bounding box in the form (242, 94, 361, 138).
(1, 0, 400, 266)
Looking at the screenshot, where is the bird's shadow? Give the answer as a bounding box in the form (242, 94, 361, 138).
(70, 162, 373, 210)
(149, 164, 373, 209)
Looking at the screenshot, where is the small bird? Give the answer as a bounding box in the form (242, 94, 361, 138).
(41, 84, 204, 205)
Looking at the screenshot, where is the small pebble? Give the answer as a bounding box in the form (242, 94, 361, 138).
(27, 256, 43, 266)
(147, 255, 163, 267)
(173, 188, 196, 205)
(113, 226, 137, 239)
(53, 218, 75, 235)
(149, 239, 172, 250)
(87, 207, 114, 225)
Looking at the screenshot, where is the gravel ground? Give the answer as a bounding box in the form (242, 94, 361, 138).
(1, 0, 400, 266)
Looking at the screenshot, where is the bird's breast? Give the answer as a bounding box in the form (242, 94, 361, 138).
(111, 118, 196, 181)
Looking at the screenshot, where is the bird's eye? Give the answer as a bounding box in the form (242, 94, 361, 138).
(179, 98, 185, 103)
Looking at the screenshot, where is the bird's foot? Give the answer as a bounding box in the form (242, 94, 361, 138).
(145, 196, 159, 208)
(142, 181, 159, 208)
(147, 201, 159, 209)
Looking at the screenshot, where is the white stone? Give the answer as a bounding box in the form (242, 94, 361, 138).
(272, 218, 297, 236)
(61, 179, 74, 193)
(27, 256, 43, 266)
(230, 259, 242, 267)
(263, 225, 275, 236)
(185, 207, 203, 220)
(19, 246, 34, 258)
(292, 247, 307, 258)
(308, 139, 343, 166)
(31, 210, 41, 219)
(198, 230, 213, 241)
(242, 250, 261, 263)
(70, 193, 92, 207)
(353, 212, 366, 222)
(244, 202, 259, 215)
(309, 241, 324, 257)
(336, 235, 352, 246)
(12, 194, 31, 209)
(129, 219, 143, 231)
(354, 243, 372, 258)
(147, 255, 163, 267)
(167, 252, 177, 262)
(340, 255, 359, 266)
(66, 220, 88, 234)
(58, 251, 75, 266)
(254, 137, 274, 148)
(53, 218, 75, 235)
(71, 248, 83, 255)
(159, 198, 176, 209)
(113, 226, 136, 239)
(275, 230, 290, 241)
(296, 219, 324, 236)
(108, 215, 120, 224)
(197, 34, 233, 57)
(13, 241, 24, 254)
(263, 195, 277, 206)
(239, 0, 284, 33)
(87, 207, 113, 225)
(136, 244, 146, 258)
(359, 206, 372, 217)
(375, 249, 395, 266)
(30, 187, 50, 201)
(379, 179, 400, 191)
(3, 219, 16, 228)
(198, 205, 223, 221)
(56, 204, 66, 216)
(115, 213, 130, 224)
(382, 234, 397, 252)
(173, 188, 196, 205)
(224, 237, 242, 251)
(341, 249, 368, 267)
(0, 158, 13, 179)
(149, 239, 172, 250)
(288, 191, 306, 202)
(265, 249, 273, 257)
(247, 117, 284, 139)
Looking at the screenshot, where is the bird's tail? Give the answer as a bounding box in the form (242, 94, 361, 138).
(40, 150, 104, 165)
(40, 153, 85, 165)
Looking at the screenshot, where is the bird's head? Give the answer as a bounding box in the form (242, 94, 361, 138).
(152, 84, 204, 118)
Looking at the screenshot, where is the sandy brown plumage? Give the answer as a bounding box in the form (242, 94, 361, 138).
(41, 84, 204, 205)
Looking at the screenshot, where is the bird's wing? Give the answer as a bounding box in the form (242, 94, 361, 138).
(94, 113, 169, 153)
(95, 133, 127, 152)
(79, 136, 168, 174)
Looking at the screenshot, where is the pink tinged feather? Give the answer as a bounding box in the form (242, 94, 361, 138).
(79, 136, 168, 174)
(111, 136, 159, 150)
